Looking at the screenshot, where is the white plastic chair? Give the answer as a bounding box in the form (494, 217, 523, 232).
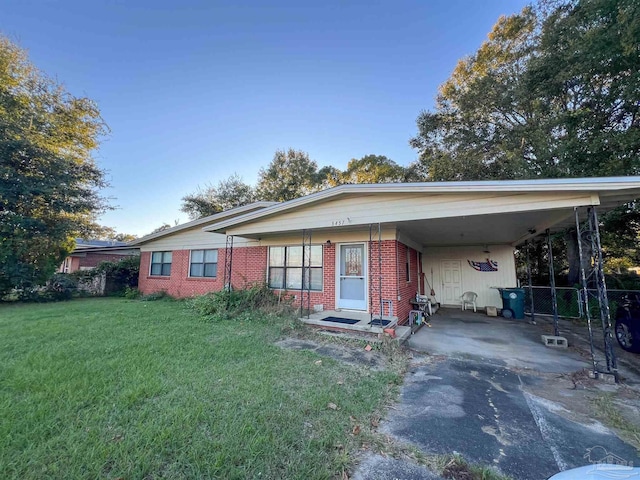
(461, 291, 478, 312)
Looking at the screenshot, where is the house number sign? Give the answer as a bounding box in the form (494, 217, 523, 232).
(331, 217, 352, 227)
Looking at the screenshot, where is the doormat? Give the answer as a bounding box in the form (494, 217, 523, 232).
(369, 319, 391, 326)
(320, 316, 360, 325)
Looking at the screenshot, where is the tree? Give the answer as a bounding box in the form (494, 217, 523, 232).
(181, 173, 255, 220)
(149, 224, 172, 235)
(410, 0, 640, 281)
(410, 0, 640, 181)
(338, 154, 413, 184)
(526, 0, 640, 177)
(111, 233, 138, 243)
(255, 149, 321, 202)
(409, 7, 540, 181)
(0, 35, 109, 296)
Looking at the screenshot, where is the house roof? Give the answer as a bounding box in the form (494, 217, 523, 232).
(74, 239, 130, 249)
(129, 201, 278, 246)
(202, 177, 640, 247)
(70, 245, 140, 256)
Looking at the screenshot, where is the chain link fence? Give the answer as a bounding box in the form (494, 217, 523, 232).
(523, 286, 640, 319)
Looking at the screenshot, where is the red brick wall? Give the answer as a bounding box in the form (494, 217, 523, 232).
(396, 242, 420, 323)
(138, 246, 268, 298)
(138, 241, 418, 322)
(77, 253, 135, 270)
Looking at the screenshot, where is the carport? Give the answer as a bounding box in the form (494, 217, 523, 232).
(207, 177, 640, 379)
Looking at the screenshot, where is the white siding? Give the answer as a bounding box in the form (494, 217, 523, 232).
(423, 245, 516, 309)
(225, 191, 597, 236)
(139, 228, 257, 252)
(257, 228, 397, 246)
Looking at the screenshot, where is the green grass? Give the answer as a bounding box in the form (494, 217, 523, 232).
(0, 298, 401, 479)
(592, 393, 640, 453)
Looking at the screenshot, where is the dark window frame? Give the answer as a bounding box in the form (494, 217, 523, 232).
(189, 249, 218, 278)
(150, 251, 172, 277)
(268, 245, 323, 291)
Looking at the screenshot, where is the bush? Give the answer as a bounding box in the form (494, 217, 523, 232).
(79, 256, 140, 296)
(140, 290, 172, 301)
(189, 283, 293, 321)
(123, 286, 140, 300)
(10, 273, 78, 303)
(46, 273, 78, 301)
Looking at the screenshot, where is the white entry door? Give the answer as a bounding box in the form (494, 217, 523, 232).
(337, 244, 367, 310)
(441, 260, 462, 305)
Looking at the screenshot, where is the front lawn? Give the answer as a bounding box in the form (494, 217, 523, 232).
(0, 298, 401, 479)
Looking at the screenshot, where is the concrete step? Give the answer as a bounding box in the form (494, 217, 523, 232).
(395, 326, 412, 344)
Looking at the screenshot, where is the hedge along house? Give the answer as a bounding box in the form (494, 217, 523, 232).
(202, 177, 640, 332)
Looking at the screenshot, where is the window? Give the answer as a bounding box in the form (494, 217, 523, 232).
(268, 245, 322, 291)
(150, 251, 172, 276)
(190, 249, 218, 277)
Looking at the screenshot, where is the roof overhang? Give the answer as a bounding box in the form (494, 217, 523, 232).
(130, 201, 278, 246)
(203, 177, 640, 248)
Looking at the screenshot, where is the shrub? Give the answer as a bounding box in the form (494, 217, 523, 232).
(123, 286, 140, 300)
(189, 283, 293, 321)
(79, 256, 140, 296)
(140, 290, 172, 301)
(46, 273, 78, 301)
(11, 273, 78, 303)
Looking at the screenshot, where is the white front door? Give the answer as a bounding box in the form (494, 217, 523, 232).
(441, 260, 462, 305)
(337, 243, 367, 310)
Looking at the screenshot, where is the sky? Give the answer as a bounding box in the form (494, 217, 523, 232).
(3, 0, 530, 237)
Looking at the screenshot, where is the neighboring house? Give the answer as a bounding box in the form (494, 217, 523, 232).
(59, 239, 139, 273)
(134, 177, 640, 325)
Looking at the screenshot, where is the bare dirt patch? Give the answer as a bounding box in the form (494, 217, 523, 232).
(275, 337, 388, 370)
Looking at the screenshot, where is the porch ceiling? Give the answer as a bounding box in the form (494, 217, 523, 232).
(394, 208, 575, 247)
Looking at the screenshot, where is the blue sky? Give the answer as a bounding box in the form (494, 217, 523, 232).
(4, 0, 529, 236)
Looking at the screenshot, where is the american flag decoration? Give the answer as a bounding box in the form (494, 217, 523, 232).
(468, 258, 498, 272)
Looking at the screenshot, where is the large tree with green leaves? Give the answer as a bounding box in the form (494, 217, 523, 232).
(255, 148, 323, 202)
(0, 35, 109, 296)
(410, 0, 640, 282)
(410, 0, 640, 181)
(181, 173, 255, 220)
(337, 154, 415, 185)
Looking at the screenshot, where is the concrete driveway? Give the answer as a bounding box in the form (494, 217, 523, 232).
(353, 309, 640, 480)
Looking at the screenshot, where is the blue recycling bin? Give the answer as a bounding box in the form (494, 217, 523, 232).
(499, 288, 525, 319)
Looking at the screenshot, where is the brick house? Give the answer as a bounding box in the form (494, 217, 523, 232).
(59, 240, 139, 273)
(133, 177, 640, 327)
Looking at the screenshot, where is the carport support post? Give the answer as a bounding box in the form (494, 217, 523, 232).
(300, 229, 312, 319)
(525, 241, 536, 324)
(546, 229, 560, 336)
(378, 222, 382, 323)
(369, 224, 373, 325)
(587, 207, 617, 375)
(574, 208, 599, 376)
(224, 235, 234, 310)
